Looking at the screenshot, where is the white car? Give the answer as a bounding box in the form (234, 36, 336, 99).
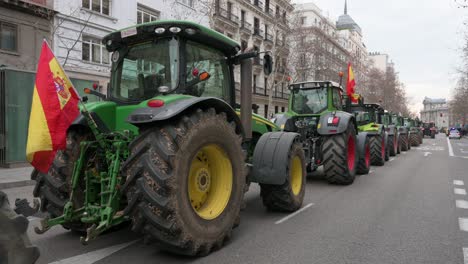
(449, 129, 462, 139)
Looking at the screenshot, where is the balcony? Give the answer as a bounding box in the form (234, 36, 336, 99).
(254, 87, 266, 96)
(215, 7, 239, 25)
(265, 33, 274, 43)
(266, 7, 275, 17)
(253, 0, 264, 10)
(253, 28, 264, 42)
(240, 20, 252, 33)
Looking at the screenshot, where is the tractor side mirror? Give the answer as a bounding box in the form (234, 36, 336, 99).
(263, 54, 273, 76)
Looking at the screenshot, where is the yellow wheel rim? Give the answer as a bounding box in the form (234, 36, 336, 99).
(188, 144, 233, 220)
(290, 156, 303, 196)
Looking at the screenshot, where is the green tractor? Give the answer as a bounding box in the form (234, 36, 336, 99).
(391, 113, 410, 151)
(273, 81, 371, 185)
(404, 117, 421, 147)
(380, 111, 400, 157)
(31, 20, 307, 256)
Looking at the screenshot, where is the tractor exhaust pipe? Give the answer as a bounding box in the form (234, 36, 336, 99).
(240, 57, 253, 141)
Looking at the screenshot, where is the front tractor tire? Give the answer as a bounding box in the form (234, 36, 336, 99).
(32, 128, 90, 232)
(400, 134, 409, 151)
(322, 123, 357, 185)
(410, 133, 420, 147)
(356, 135, 371, 175)
(369, 133, 385, 166)
(260, 141, 306, 212)
(122, 108, 245, 256)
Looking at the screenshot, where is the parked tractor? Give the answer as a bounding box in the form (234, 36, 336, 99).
(391, 113, 410, 151)
(343, 98, 388, 166)
(422, 122, 436, 138)
(31, 21, 307, 256)
(273, 81, 371, 185)
(380, 111, 400, 156)
(404, 118, 421, 147)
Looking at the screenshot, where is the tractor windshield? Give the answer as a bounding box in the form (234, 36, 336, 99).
(291, 88, 327, 114)
(111, 38, 179, 101)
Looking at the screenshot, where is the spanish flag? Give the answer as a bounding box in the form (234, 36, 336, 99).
(346, 63, 359, 103)
(26, 41, 80, 173)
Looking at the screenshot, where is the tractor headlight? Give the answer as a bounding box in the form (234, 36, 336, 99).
(106, 39, 112, 46)
(169, 27, 182, 33)
(155, 27, 166, 34)
(111, 51, 119, 63)
(158, 86, 170, 93)
(185, 28, 197, 35)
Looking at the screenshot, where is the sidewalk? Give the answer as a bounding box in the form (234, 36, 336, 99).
(0, 166, 35, 190)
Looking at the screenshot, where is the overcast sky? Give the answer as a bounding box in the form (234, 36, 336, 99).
(293, 0, 467, 114)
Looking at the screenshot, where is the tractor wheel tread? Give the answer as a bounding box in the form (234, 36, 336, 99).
(123, 108, 246, 256)
(260, 142, 305, 212)
(369, 135, 385, 166)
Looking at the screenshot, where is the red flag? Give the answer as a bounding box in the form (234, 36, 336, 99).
(346, 63, 358, 103)
(26, 41, 80, 173)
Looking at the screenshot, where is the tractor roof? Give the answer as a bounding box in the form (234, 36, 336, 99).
(364, 103, 384, 111)
(289, 81, 342, 90)
(103, 20, 241, 56)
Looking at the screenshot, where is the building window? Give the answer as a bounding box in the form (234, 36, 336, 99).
(0, 22, 17, 52)
(177, 0, 194, 7)
(137, 4, 160, 24)
(82, 36, 109, 64)
(265, 0, 270, 12)
(300, 16, 306, 25)
(82, 0, 110, 15)
(241, 40, 248, 51)
(281, 106, 285, 112)
(275, 105, 278, 113)
(253, 74, 257, 93)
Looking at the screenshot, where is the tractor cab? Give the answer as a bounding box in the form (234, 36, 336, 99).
(288, 81, 343, 116)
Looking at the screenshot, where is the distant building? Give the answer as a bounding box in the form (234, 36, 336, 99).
(0, 0, 54, 71)
(420, 97, 449, 128)
(368, 52, 390, 73)
(292, 2, 350, 83)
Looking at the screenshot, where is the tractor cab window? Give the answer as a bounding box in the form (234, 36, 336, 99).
(185, 41, 230, 101)
(332, 88, 342, 109)
(112, 38, 179, 101)
(291, 88, 327, 114)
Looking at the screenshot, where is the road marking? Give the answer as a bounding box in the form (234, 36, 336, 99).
(447, 137, 454, 157)
(457, 200, 468, 209)
(454, 180, 465, 186)
(389, 158, 395, 162)
(459, 218, 468, 232)
(275, 203, 314, 224)
(369, 170, 374, 174)
(463, 248, 468, 264)
(423, 152, 432, 157)
(48, 240, 138, 264)
(455, 188, 467, 195)
(402, 152, 407, 154)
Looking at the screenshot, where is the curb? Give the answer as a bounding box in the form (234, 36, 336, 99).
(0, 180, 36, 190)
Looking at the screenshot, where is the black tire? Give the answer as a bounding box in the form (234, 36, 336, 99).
(356, 136, 371, 175)
(396, 135, 401, 154)
(0, 191, 40, 264)
(431, 132, 435, 139)
(322, 123, 357, 185)
(389, 135, 397, 157)
(260, 141, 306, 212)
(385, 136, 390, 161)
(410, 133, 419, 147)
(369, 133, 385, 166)
(400, 134, 409, 151)
(122, 108, 245, 256)
(32, 128, 90, 232)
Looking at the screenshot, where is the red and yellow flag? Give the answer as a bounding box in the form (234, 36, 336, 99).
(26, 41, 80, 173)
(346, 63, 358, 103)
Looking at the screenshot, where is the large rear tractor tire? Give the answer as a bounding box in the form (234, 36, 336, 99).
(389, 135, 398, 157)
(410, 133, 419, 147)
(356, 135, 371, 175)
(400, 134, 409, 151)
(260, 142, 306, 212)
(370, 133, 385, 166)
(396, 135, 401, 154)
(32, 128, 90, 232)
(122, 108, 245, 256)
(322, 123, 357, 185)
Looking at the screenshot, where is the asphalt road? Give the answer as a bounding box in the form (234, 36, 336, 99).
(4, 134, 468, 264)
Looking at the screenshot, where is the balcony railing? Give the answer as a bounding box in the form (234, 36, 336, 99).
(253, 28, 264, 39)
(216, 7, 239, 24)
(283, 92, 290, 99)
(253, 0, 263, 10)
(240, 20, 252, 32)
(265, 33, 273, 42)
(254, 87, 266, 95)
